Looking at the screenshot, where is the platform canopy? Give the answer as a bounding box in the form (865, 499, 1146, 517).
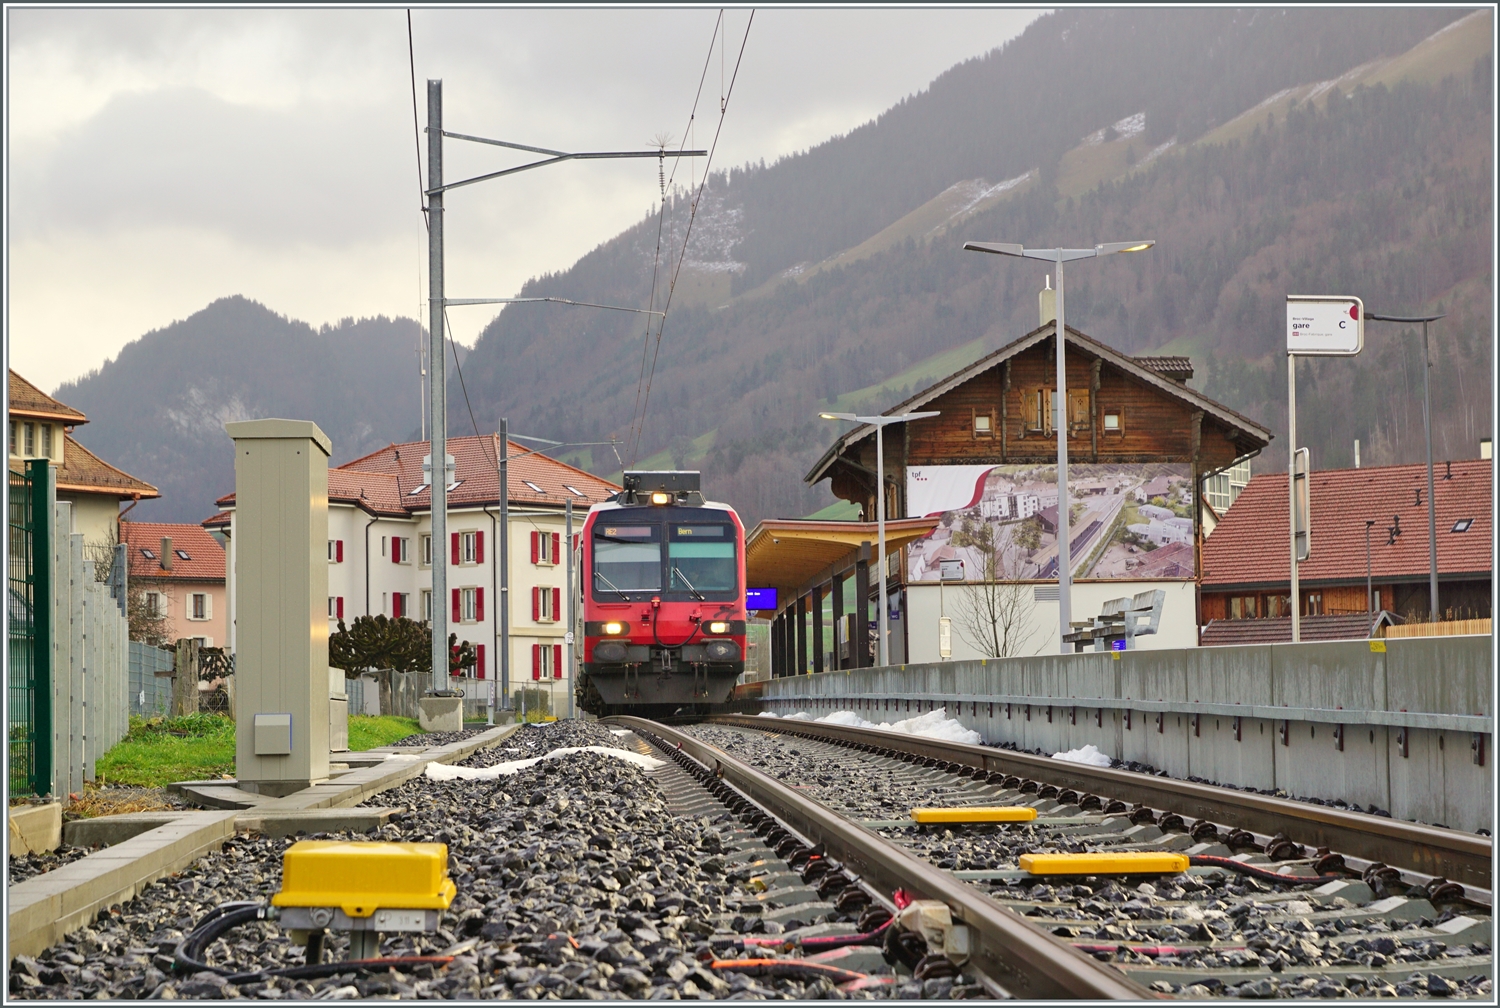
(744, 517, 940, 600)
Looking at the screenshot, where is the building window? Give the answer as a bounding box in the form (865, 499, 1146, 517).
(391, 537, 409, 564)
(1452, 518, 1474, 533)
(189, 593, 210, 621)
(1263, 594, 1289, 618)
(1303, 592, 1323, 617)
(459, 530, 483, 564)
(533, 585, 560, 622)
(421, 590, 432, 622)
(532, 642, 561, 681)
(40, 424, 52, 458)
(328, 596, 344, 620)
(392, 592, 409, 619)
(565, 485, 586, 497)
(145, 591, 164, 617)
(531, 530, 559, 565)
(523, 479, 545, 494)
(456, 586, 483, 623)
(8, 421, 15, 455)
(420, 534, 432, 566)
(23, 422, 35, 457)
(972, 411, 993, 438)
(1103, 412, 1121, 432)
(1229, 595, 1258, 620)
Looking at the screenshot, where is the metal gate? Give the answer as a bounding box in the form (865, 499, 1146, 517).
(8, 459, 51, 796)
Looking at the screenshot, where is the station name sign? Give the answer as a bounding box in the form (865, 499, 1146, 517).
(1287, 295, 1364, 355)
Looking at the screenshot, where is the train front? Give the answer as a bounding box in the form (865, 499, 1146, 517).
(579, 471, 747, 714)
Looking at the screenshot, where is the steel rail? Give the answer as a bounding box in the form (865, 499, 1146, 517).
(704, 714, 1492, 890)
(605, 715, 1150, 1000)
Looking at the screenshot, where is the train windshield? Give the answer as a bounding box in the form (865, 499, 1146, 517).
(668, 524, 737, 595)
(593, 524, 661, 596)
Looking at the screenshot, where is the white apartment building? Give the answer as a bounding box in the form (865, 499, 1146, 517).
(207, 433, 619, 707)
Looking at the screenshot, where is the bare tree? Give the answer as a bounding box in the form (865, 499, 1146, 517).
(88, 526, 170, 644)
(949, 516, 1041, 659)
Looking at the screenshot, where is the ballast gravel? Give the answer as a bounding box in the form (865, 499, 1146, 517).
(688, 724, 1495, 1001)
(8, 720, 944, 1000)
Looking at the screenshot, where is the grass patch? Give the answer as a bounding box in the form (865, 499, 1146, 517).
(97, 713, 235, 789)
(94, 713, 425, 789)
(348, 715, 422, 751)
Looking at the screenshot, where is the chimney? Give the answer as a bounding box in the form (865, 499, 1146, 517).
(1039, 275, 1056, 326)
(160, 536, 172, 571)
(1482, 437, 1492, 461)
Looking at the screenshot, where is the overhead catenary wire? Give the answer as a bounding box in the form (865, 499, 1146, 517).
(629, 10, 754, 464)
(627, 10, 725, 465)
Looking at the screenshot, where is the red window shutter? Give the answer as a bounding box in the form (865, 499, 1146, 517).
(551, 587, 561, 622)
(476, 644, 486, 679)
(475, 530, 484, 564)
(553, 644, 563, 678)
(531, 530, 539, 564)
(391, 594, 401, 619)
(475, 587, 484, 623)
(551, 533, 561, 564)
(532, 643, 541, 680)
(532, 586, 540, 621)
(336, 597, 344, 620)
(392, 538, 401, 564)
(336, 540, 344, 563)
(451, 532, 460, 566)
(452, 588, 461, 622)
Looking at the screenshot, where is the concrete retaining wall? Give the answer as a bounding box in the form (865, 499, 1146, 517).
(760, 635, 1493, 832)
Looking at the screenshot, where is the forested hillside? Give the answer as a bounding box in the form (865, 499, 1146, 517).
(56, 298, 429, 522)
(57, 8, 1489, 527)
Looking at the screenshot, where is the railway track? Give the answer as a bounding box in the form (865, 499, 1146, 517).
(643, 714, 1493, 1000)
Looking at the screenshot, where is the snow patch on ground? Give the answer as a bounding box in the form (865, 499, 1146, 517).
(423, 745, 663, 780)
(1082, 112, 1146, 146)
(762, 708, 982, 744)
(1052, 743, 1113, 767)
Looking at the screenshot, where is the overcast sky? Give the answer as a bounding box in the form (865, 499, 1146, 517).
(8, 7, 1043, 391)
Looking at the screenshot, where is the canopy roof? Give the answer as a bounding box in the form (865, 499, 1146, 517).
(745, 517, 939, 599)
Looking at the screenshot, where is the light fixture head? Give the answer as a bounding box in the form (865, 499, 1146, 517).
(1097, 240, 1155, 255)
(819, 412, 857, 422)
(962, 241, 1025, 257)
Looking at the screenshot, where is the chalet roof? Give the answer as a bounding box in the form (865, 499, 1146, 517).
(1131, 355, 1193, 381)
(17, 435, 160, 499)
(805, 322, 1272, 485)
(8, 371, 87, 424)
(1200, 611, 1401, 647)
(121, 521, 226, 582)
(1201, 459, 1492, 589)
(215, 434, 620, 516)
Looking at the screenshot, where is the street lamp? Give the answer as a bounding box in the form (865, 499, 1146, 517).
(962, 240, 1154, 651)
(1367, 312, 1446, 621)
(819, 410, 940, 667)
(1365, 519, 1377, 617)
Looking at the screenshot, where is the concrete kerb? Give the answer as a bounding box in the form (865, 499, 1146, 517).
(7, 723, 523, 963)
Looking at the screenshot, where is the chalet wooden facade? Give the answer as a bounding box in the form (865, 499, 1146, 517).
(807, 322, 1272, 525)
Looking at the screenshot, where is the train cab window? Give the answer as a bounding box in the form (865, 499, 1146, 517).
(593, 524, 661, 596)
(668, 524, 737, 595)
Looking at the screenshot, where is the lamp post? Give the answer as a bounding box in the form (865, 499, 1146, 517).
(962, 240, 1154, 651)
(1367, 312, 1446, 621)
(819, 410, 940, 667)
(422, 78, 704, 701)
(1365, 518, 1376, 616)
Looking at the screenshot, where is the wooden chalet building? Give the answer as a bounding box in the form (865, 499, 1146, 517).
(774, 306, 1272, 668)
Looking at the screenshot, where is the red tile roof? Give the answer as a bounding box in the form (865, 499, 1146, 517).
(1200, 612, 1400, 646)
(121, 521, 226, 581)
(8, 371, 87, 424)
(1202, 459, 1492, 588)
(215, 434, 619, 515)
(201, 511, 231, 529)
(25, 435, 159, 499)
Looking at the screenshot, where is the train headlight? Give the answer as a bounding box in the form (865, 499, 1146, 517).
(649, 491, 673, 505)
(602, 622, 627, 635)
(707, 621, 731, 634)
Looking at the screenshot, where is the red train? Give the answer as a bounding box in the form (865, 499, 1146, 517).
(577, 471, 747, 714)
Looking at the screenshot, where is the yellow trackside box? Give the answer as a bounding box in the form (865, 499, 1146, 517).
(271, 841, 457, 918)
(1019, 851, 1190, 875)
(910, 806, 1039, 824)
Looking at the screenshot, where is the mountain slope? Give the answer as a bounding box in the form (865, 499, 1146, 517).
(55, 298, 428, 523)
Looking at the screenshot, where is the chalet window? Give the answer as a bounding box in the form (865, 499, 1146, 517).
(1303, 592, 1323, 617)
(1263, 594, 1289, 618)
(1103, 411, 1122, 433)
(1229, 595, 1258, 619)
(972, 411, 993, 438)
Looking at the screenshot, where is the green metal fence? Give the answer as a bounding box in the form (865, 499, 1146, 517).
(8, 459, 51, 796)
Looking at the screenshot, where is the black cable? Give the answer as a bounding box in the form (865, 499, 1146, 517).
(632, 10, 755, 463)
(1188, 855, 1345, 886)
(407, 10, 426, 216)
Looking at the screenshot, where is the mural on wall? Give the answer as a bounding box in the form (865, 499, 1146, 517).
(905, 463, 1195, 582)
